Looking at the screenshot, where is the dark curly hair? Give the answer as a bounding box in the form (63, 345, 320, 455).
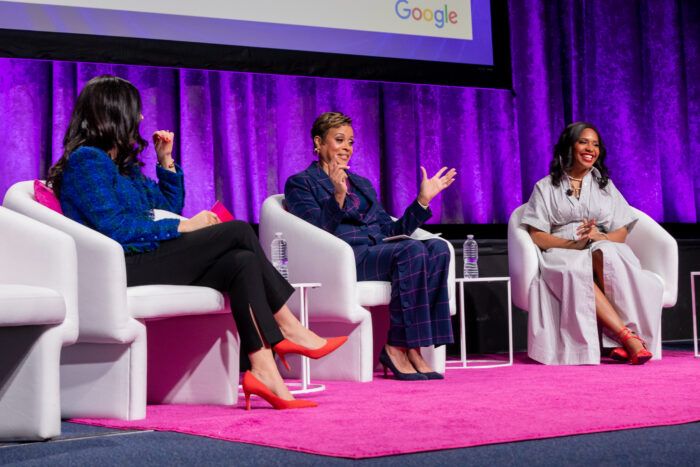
(47, 75, 147, 197)
(549, 122, 609, 189)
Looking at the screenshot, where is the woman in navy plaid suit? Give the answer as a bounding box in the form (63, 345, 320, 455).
(285, 112, 457, 380)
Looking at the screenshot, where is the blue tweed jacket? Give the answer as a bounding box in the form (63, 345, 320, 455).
(60, 146, 185, 254)
(284, 161, 432, 263)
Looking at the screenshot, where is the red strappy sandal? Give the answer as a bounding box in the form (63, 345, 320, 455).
(617, 328, 652, 365)
(608, 347, 629, 362)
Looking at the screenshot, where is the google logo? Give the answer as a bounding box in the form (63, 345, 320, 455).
(395, 1, 458, 29)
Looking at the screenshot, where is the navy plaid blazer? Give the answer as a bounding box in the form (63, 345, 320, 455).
(284, 161, 432, 263)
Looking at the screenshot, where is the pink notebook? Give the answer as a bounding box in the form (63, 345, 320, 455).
(210, 201, 235, 222)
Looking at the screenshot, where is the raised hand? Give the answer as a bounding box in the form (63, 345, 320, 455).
(328, 157, 350, 206)
(177, 210, 220, 233)
(417, 166, 457, 206)
(153, 130, 175, 170)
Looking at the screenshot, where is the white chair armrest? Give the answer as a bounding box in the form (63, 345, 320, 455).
(508, 205, 539, 311)
(259, 195, 365, 322)
(626, 207, 678, 307)
(0, 284, 65, 326)
(3, 181, 137, 343)
(0, 206, 78, 344)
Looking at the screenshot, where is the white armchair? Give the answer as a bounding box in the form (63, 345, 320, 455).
(3, 181, 240, 420)
(507, 205, 678, 358)
(0, 207, 78, 440)
(259, 194, 456, 382)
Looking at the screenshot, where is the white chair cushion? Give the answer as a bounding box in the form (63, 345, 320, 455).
(127, 285, 226, 320)
(356, 281, 392, 307)
(0, 284, 65, 326)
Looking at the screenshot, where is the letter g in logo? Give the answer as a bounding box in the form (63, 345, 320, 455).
(395, 0, 410, 19)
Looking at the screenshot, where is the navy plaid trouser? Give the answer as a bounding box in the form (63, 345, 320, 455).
(356, 238, 453, 348)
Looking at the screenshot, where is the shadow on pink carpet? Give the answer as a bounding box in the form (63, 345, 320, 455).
(70, 351, 700, 459)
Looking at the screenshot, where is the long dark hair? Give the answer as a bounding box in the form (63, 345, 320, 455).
(47, 75, 147, 197)
(549, 122, 609, 189)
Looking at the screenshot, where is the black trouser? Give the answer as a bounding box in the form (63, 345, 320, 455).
(125, 221, 294, 355)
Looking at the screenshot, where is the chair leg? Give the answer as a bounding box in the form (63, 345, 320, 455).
(0, 326, 62, 440)
(421, 345, 446, 374)
(60, 336, 147, 420)
(146, 314, 240, 405)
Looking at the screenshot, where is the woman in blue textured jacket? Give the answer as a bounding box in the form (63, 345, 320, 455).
(47, 75, 346, 410)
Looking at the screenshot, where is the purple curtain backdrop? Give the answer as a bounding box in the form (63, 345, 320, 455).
(0, 0, 697, 223)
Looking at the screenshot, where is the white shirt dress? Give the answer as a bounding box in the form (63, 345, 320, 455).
(521, 169, 663, 365)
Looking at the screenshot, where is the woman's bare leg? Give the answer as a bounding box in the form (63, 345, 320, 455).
(591, 249, 644, 354)
(594, 284, 644, 355)
(248, 347, 294, 400)
(385, 345, 419, 374)
(274, 304, 326, 349)
(592, 250, 605, 292)
(406, 348, 436, 373)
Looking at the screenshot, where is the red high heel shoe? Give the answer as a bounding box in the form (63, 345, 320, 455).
(272, 336, 348, 371)
(609, 347, 629, 362)
(241, 371, 317, 410)
(617, 328, 652, 365)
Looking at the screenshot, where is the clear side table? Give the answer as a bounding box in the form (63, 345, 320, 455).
(445, 276, 513, 369)
(285, 283, 326, 394)
(692, 272, 699, 358)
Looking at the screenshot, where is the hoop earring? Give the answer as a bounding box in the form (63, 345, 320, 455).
(313, 147, 319, 154)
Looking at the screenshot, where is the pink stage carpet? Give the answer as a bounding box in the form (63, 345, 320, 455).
(71, 351, 700, 459)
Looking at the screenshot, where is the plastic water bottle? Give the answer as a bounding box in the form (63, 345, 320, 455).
(271, 232, 289, 280)
(463, 234, 479, 279)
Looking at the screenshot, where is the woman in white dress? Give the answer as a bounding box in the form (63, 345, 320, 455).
(521, 122, 662, 365)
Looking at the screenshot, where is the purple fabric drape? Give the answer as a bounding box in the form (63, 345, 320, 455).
(0, 0, 697, 223)
(510, 0, 699, 223)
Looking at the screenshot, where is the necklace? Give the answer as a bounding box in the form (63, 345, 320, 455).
(567, 174, 583, 199)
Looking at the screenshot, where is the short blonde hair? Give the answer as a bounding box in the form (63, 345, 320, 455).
(310, 112, 352, 142)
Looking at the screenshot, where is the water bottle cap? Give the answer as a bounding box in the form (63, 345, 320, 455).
(467, 234, 474, 239)
(275, 232, 283, 237)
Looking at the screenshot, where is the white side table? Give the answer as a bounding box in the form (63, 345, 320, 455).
(692, 272, 699, 358)
(445, 277, 513, 369)
(285, 282, 325, 394)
